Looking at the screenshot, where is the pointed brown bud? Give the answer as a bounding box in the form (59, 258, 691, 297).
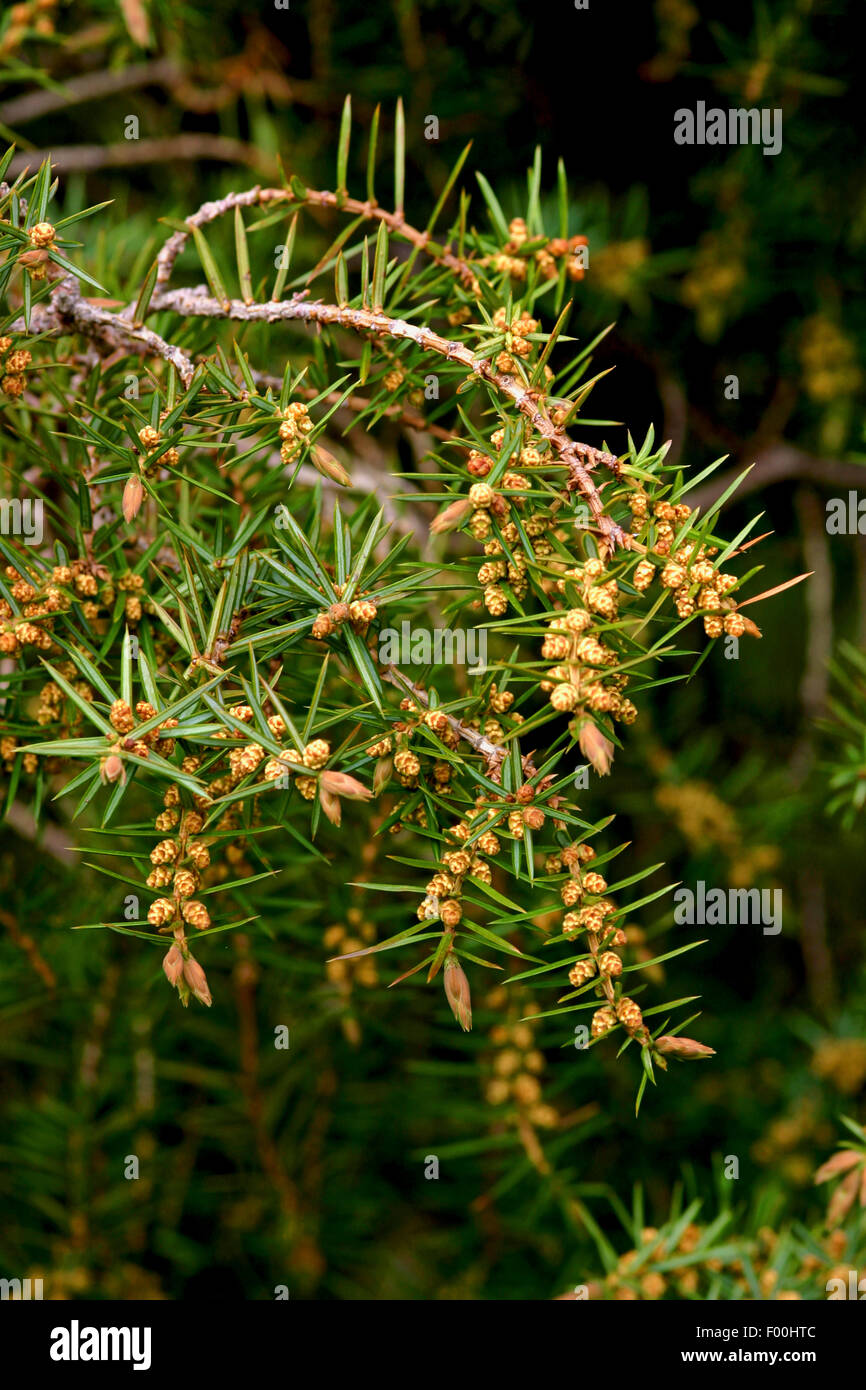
(320, 770, 372, 801)
(18, 248, 49, 270)
(741, 615, 762, 639)
(319, 784, 342, 826)
(576, 718, 614, 776)
(122, 473, 144, 523)
(443, 952, 472, 1032)
(182, 953, 212, 1007)
(654, 1034, 716, 1060)
(430, 498, 471, 535)
(162, 943, 184, 987)
(311, 445, 350, 487)
(101, 753, 125, 784)
(373, 755, 392, 797)
(814, 1149, 862, 1185)
(827, 1168, 860, 1227)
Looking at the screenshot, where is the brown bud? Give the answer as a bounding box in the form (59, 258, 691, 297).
(430, 498, 471, 535)
(311, 444, 350, 487)
(827, 1168, 861, 1228)
(443, 953, 472, 1032)
(320, 770, 373, 801)
(373, 755, 393, 796)
(100, 753, 125, 784)
(576, 718, 614, 776)
(814, 1149, 863, 1185)
(122, 474, 144, 523)
(319, 784, 342, 826)
(182, 953, 212, 1007)
(17, 248, 49, 270)
(162, 943, 184, 987)
(654, 1035, 716, 1060)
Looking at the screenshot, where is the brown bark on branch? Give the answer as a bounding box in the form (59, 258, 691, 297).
(383, 663, 508, 773)
(16, 188, 626, 542)
(16, 274, 196, 384)
(153, 186, 478, 292)
(382, 663, 539, 781)
(149, 282, 629, 547)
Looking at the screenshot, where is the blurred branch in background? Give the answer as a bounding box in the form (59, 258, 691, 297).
(4, 137, 280, 178)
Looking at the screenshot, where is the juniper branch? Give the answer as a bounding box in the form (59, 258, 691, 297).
(148, 282, 628, 544)
(18, 273, 196, 385)
(383, 662, 507, 770)
(153, 185, 478, 292)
